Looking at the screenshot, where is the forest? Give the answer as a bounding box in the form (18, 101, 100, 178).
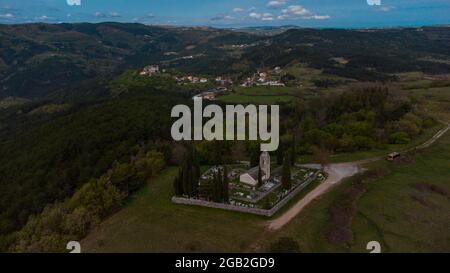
(0, 23, 447, 253)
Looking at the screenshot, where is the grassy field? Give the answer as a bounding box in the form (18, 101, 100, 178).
(82, 74, 450, 253)
(218, 93, 295, 104)
(83, 129, 449, 253)
(324, 123, 444, 163)
(217, 85, 303, 104)
(257, 131, 450, 253)
(82, 168, 266, 253)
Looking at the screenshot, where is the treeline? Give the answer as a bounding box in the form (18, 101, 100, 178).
(173, 144, 201, 198)
(197, 167, 230, 203)
(279, 85, 437, 156)
(240, 28, 450, 82)
(6, 148, 165, 253)
(173, 144, 230, 203)
(0, 92, 186, 243)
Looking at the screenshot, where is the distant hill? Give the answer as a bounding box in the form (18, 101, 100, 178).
(0, 23, 260, 99)
(239, 27, 450, 82)
(2, 23, 450, 99)
(233, 25, 302, 36)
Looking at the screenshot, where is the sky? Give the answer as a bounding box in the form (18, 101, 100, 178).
(0, 0, 449, 28)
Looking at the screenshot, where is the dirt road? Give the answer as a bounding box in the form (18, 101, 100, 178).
(267, 122, 450, 231)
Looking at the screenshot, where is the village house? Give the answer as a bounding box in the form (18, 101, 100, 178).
(241, 77, 254, 87)
(140, 65, 159, 76)
(201, 92, 217, 100)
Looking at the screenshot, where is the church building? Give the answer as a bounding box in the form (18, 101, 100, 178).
(239, 151, 271, 187)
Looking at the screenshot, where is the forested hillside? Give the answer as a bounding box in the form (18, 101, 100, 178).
(2, 24, 450, 99)
(0, 90, 187, 248)
(1, 23, 449, 253)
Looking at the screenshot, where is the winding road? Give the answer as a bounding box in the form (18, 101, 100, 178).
(267, 121, 450, 231)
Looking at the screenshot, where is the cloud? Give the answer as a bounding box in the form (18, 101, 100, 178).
(95, 11, 120, 18)
(310, 15, 330, 20)
(142, 13, 155, 19)
(267, 0, 287, 9)
(36, 15, 51, 21)
(211, 14, 234, 21)
(66, 0, 81, 6)
(249, 11, 274, 21)
(279, 5, 330, 20)
(367, 0, 381, 6)
(0, 13, 14, 19)
(377, 5, 394, 12)
(233, 8, 244, 13)
(108, 12, 120, 17)
(249, 12, 262, 19)
(282, 5, 311, 17)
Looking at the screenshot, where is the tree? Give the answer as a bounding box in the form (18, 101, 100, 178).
(281, 152, 292, 190)
(174, 142, 200, 198)
(173, 168, 183, 197)
(217, 168, 223, 203)
(291, 134, 297, 166)
(249, 144, 260, 168)
(257, 165, 263, 188)
(312, 146, 331, 167)
(276, 144, 284, 166)
(223, 166, 230, 203)
(389, 132, 411, 144)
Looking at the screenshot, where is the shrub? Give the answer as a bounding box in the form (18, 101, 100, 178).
(389, 132, 411, 144)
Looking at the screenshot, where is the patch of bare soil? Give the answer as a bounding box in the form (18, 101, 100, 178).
(325, 168, 387, 246)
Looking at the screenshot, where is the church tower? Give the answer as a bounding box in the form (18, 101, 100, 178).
(259, 151, 270, 181)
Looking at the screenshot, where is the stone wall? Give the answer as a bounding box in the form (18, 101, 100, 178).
(172, 174, 317, 217)
(172, 197, 272, 216)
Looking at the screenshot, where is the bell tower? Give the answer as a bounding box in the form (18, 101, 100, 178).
(259, 151, 270, 181)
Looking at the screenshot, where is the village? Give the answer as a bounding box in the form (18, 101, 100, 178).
(139, 64, 286, 101)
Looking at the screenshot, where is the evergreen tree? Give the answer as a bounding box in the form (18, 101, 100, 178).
(223, 166, 229, 203)
(249, 145, 260, 168)
(282, 152, 292, 190)
(174, 142, 200, 198)
(291, 134, 297, 166)
(212, 172, 218, 202)
(277, 143, 284, 166)
(181, 160, 190, 196)
(173, 168, 183, 196)
(192, 163, 200, 197)
(217, 168, 223, 202)
(257, 165, 263, 188)
(213, 141, 223, 165)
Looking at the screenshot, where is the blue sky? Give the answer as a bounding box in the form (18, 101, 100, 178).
(0, 0, 449, 28)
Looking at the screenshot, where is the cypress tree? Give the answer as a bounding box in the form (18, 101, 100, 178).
(212, 172, 219, 202)
(192, 163, 200, 197)
(217, 168, 223, 202)
(174, 168, 184, 196)
(223, 166, 229, 203)
(282, 152, 292, 190)
(174, 142, 202, 198)
(250, 146, 260, 168)
(257, 165, 263, 188)
(181, 160, 189, 196)
(173, 176, 179, 196)
(291, 134, 297, 166)
(277, 143, 284, 166)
